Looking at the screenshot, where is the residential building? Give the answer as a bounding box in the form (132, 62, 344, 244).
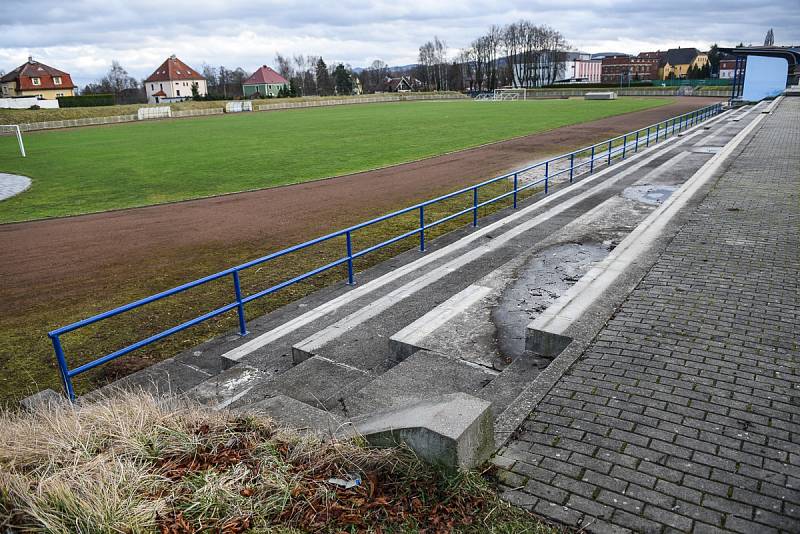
(242, 65, 289, 98)
(144, 55, 207, 104)
(380, 76, 417, 92)
(352, 76, 363, 95)
(719, 54, 743, 79)
(659, 48, 709, 79)
(601, 54, 660, 83)
(0, 57, 76, 99)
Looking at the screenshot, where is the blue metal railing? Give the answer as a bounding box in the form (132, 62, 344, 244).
(49, 103, 723, 399)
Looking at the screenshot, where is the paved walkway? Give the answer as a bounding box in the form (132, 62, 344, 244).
(0, 173, 31, 201)
(496, 99, 799, 533)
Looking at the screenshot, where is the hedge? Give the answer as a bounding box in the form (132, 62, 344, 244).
(57, 94, 116, 107)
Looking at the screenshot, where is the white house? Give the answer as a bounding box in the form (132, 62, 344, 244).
(144, 55, 207, 104)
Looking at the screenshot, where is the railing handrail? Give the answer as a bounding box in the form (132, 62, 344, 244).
(48, 103, 723, 400)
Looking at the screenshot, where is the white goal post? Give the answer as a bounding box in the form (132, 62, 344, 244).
(494, 87, 527, 100)
(0, 125, 26, 157)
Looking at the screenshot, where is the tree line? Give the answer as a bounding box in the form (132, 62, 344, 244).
(410, 21, 569, 92)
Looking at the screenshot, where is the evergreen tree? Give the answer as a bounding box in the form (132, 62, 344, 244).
(707, 44, 721, 77)
(315, 58, 333, 96)
(333, 64, 354, 95)
(764, 28, 774, 46)
(289, 78, 299, 97)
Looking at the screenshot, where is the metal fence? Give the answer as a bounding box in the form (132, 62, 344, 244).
(48, 103, 724, 400)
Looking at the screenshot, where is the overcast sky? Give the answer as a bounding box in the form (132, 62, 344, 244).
(1, 1, 798, 87)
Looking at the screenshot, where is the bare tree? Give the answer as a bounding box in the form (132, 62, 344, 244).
(362, 59, 389, 93)
(274, 53, 293, 80)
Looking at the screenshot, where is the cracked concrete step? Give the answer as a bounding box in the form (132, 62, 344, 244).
(343, 350, 497, 419)
(241, 394, 356, 439)
(260, 355, 373, 412)
(84, 355, 229, 402)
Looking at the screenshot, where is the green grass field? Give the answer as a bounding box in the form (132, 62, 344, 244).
(0, 98, 673, 223)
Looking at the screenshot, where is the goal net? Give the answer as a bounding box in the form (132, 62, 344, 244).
(494, 88, 527, 101)
(0, 125, 26, 157)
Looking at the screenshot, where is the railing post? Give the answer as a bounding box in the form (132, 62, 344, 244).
(635, 131, 640, 152)
(607, 140, 612, 166)
(345, 231, 355, 284)
(622, 134, 627, 159)
(590, 146, 595, 173)
(545, 160, 549, 184)
(50, 334, 76, 401)
(655, 123, 660, 143)
(513, 173, 518, 208)
(646, 126, 651, 147)
(419, 206, 425, 251)
(232, 271, 248, 335)
(472, 187, 478, 227)
(569, 154, 574, 183)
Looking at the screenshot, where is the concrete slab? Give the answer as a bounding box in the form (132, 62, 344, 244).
(356, 392, 494, 470)
(83, 358, 211, 402)
(344, 350, 496, 418)
(243, 394, 356, 439)
(20, 388, 64, 411)
(186, 365, 266, 409)
(270, 355, 370, 410)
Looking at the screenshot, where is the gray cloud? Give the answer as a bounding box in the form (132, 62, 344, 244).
(1, 0, 798, 87)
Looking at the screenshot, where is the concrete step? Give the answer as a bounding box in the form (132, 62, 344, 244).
(342, 350, 497, 418)
(242, 394, 356, 439)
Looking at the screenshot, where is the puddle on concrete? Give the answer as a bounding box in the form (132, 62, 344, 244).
(491, 243, 609, 361)
(622, 184, 678, 205)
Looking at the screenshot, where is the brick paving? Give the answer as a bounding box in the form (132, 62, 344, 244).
(496, 98, 800, 533)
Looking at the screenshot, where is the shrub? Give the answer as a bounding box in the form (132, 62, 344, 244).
(57, 94, 115, 108)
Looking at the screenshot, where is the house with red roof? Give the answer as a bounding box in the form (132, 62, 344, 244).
(144, 55, 207, 104)
(242, 65, 289, 98)
(0, 57, 76, 99)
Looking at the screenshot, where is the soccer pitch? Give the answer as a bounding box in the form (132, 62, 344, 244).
(0, 98, 673, 223)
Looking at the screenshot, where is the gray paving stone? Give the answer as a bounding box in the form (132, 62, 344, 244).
(499, 99, 800, 532)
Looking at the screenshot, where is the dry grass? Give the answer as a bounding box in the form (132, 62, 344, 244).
(0, 392, 562, 533)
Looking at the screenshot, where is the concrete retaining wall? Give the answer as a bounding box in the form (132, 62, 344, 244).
(0, 97, 60, 110)
(172, 108, 224, 118)
(18, 114, 138, 132)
